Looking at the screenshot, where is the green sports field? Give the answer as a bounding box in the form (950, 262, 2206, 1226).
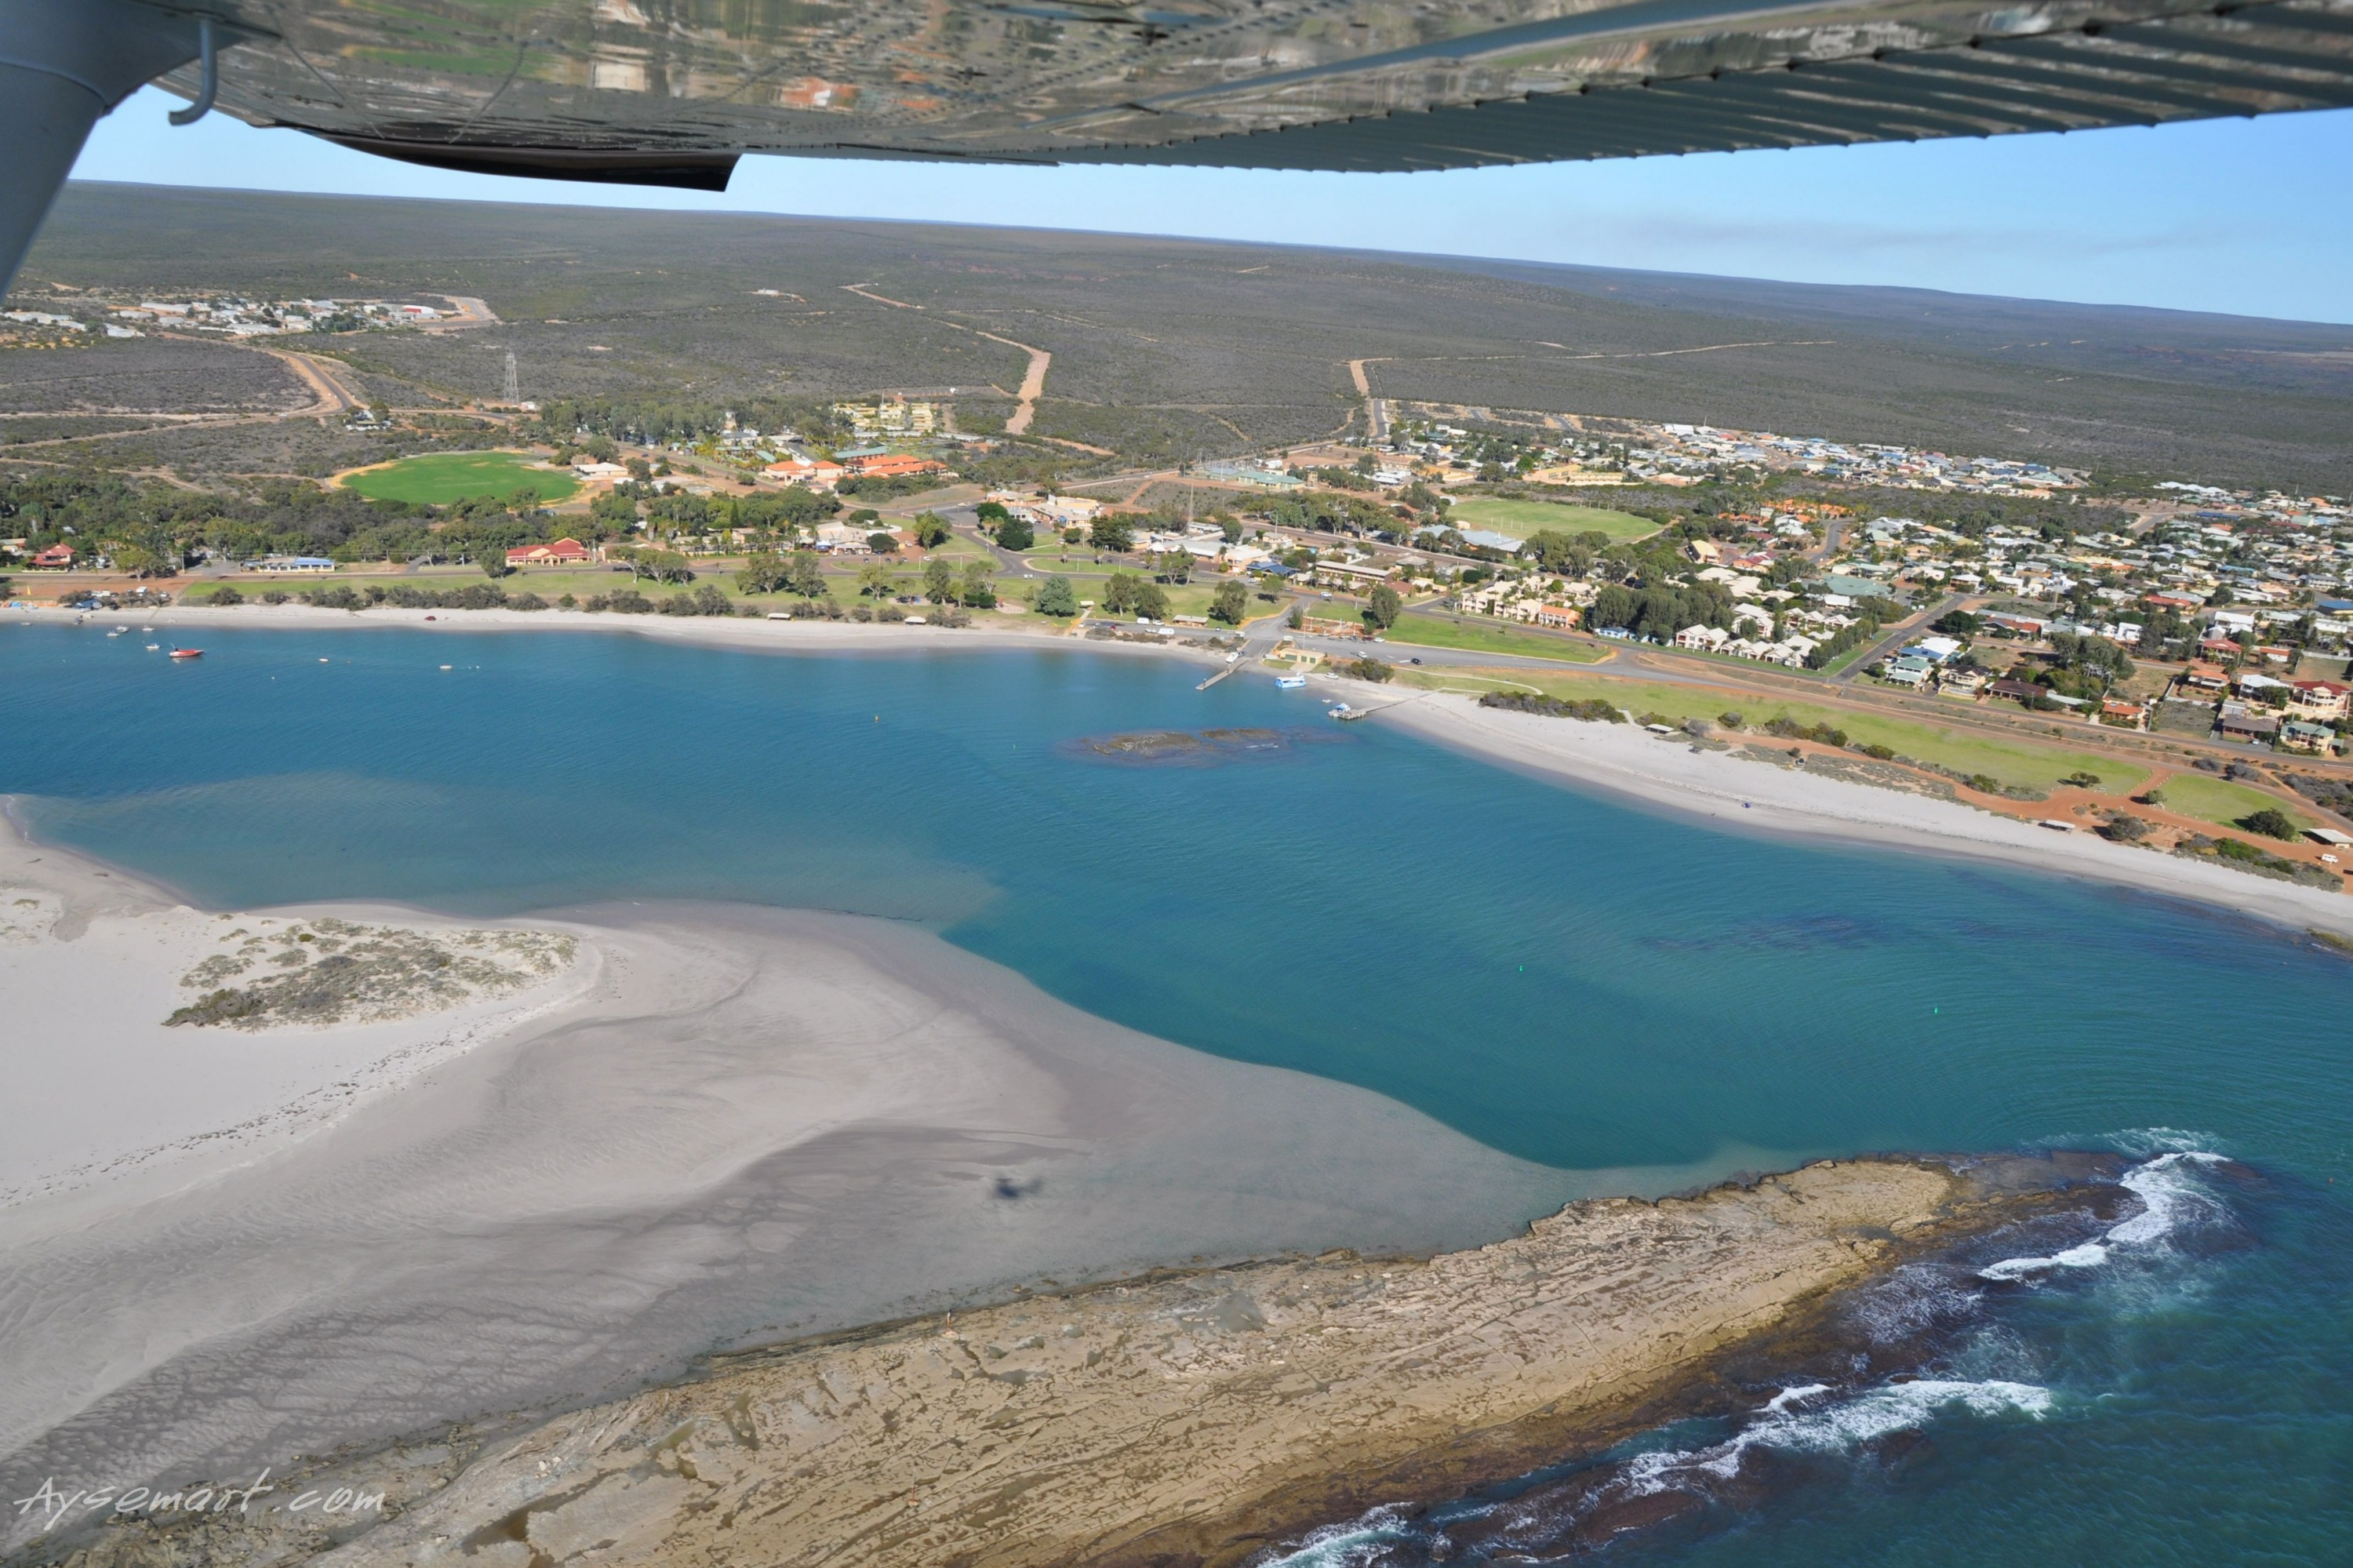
(1446, 497, 1660, 543)
(340, 452, 581, 506)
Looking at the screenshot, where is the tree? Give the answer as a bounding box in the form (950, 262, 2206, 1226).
(1286, 604, 1304, 629)
(923, 555, 956, 603)
(959, 561, 997, 609)
(1133, 580, 1172, 620)
(1366, 584, 1402, 630)
(1089, 516, 1133, 553)
(976, 500, 1010, 526)
(867, 532, 900, 554)
(481, 555, 516, 580)
(108, 543, 169, 578)
(1153, 549, 1192, 584)
(1343, 656, 1394, 682)
(736, 551, 791, 594)
(913, 513, 952, 548)
(1102, 571, 1140, 614)
(1209, 579, 1249, 625)
(786, 551, 828, 599)
(856, 561, 896, 598)
(1033, 575, 1079, 617)
(995, 514, 1034, 552)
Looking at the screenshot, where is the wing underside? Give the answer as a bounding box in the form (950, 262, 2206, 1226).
(157, 0, 2353, 180)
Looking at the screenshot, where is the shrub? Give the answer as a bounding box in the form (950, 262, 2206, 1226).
(1343, 657, 1394, 683)
(1478, 692, 1624, 722)
(1850, 741, 1898, 761)
(201, 584, 244, 606)
(508, 592, 547, 612)
(2238, 808, 2300, 841)
(260, 591, 290, 606)
(304, 586, 368, 611)
(1762, 716, 1849, 748)
(1717, 711, 1745, 729)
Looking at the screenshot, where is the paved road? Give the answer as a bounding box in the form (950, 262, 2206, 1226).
(1830, 591, 1966, 686)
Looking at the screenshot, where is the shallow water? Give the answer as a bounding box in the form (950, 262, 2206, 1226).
(5, 621, 2350, 1563)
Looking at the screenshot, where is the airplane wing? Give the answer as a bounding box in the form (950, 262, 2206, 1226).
(5, 0, 2353, 285)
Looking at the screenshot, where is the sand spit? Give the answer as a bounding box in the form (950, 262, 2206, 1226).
(114, 1155, 2081, 1568)
(1377, 691, 2353, 942)
(0, 839, 1595, 1559)
(0, 804, 592, 1204)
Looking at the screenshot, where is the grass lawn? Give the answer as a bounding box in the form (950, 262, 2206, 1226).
(2148, 773, 2315, 832)
(1446, 497, 1659, 542)
(1435, 669, 2151, 795)
(1384, 614, 1606, 663)
(341, 451, 580, 506)
(1394, 668, 1548, 695)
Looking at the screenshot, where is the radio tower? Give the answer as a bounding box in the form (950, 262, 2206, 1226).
(502, 350, 519, 404)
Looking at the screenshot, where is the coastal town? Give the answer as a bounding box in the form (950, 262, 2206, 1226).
(7, 325, 2353, 894)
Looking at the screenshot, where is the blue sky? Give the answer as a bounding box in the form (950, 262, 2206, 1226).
(71, 85, 2353, 326)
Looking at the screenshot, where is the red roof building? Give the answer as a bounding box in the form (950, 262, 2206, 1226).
(28, 544, 74, 569)
(841, 453, 947, 480)
(506, 537, 596, 567)
(2288, 680, 2351, 720)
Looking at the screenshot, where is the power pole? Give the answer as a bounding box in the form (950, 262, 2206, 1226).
(503, 350, 519, 404)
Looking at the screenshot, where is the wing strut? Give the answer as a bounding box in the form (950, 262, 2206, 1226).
(0, 0, 213, 295)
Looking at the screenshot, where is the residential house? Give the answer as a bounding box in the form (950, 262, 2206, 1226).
(28, 544, 73, 569)
(2287, 680, 2351, 720)
(1881, 655, 1935, 687)
(2217, 709, 2282, 744)
(506, 538, 596, 567)
(2280, 720, 2338, 755)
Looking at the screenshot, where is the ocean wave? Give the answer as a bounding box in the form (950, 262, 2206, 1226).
(1255, 1506, 1417, 1567)
(2107, 1126, 2228, 1158)
(1617, 1378, 2054, 1493)
(1978, 1151, 2228, 1282)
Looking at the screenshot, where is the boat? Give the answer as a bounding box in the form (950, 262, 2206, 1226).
(1275, 674, 1307, 689)
(168, 648, 203, 660)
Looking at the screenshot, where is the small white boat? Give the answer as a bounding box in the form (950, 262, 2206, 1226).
(145, 642, 159, 650)
(1275, 674, 1307, 689)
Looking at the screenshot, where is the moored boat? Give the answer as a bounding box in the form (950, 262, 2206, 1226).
(169, 648, 204, 660)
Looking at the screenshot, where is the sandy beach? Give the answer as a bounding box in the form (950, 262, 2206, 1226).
(0, 828, 1598, 1558)
(1375, 690, 2353, 942)
(0, 807, 593, 1207)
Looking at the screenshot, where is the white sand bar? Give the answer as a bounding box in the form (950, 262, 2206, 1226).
(1377, 690, 2353, 941)
(0, 828, 1603, 1532)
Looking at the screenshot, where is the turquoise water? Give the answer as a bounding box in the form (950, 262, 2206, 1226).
(5, 621, 2350, 1563)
